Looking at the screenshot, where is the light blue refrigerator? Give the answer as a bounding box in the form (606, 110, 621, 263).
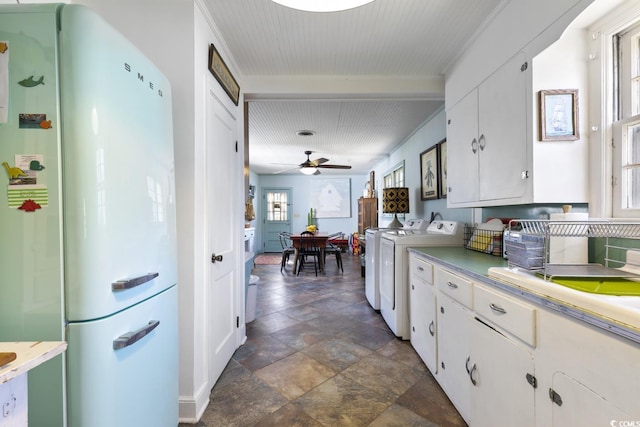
(0, 4, 178, 426)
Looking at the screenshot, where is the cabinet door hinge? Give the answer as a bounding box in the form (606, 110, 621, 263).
(549, 388, 563, 406)
(526, 373, 537, 388)
(236, 316, 240, 328)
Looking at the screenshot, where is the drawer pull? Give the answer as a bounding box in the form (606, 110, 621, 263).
(417, 266, 424, 271)
(489, 303, 507, 314)
(447, 281, 458, 289)
(429, 320, 435, 336)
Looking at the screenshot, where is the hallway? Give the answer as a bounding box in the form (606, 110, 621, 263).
(189, 253, 466, 426)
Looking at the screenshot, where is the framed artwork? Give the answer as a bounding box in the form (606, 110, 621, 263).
(539, 89, 579, 141)
(208, 44, 240, 105)
(310, 178, 351, 218)
(438, 139, 447, 198)
(420, 145, 439, 200)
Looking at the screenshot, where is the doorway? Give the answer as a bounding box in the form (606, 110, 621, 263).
(262, 188, 292, 252)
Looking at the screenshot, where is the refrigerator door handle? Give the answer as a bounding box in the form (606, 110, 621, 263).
(113, 320, 160, 350)
(112, 272, 159, 291)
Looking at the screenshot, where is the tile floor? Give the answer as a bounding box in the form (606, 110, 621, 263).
(184, 252, 466, 426)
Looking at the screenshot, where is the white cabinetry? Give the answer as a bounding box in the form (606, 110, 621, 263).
(447, 52, 528, 206)
(469, 284, 536, 427)
(435, 268, 473, 424)
(549, 372, 631, 426)
(534, 303, 640, 426)
(408, 256, 437, 372)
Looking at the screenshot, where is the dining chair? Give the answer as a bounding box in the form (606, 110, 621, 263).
(278, 232, 295, 272)
(297, 231, 320, 276)
(324, 232, 344, 272)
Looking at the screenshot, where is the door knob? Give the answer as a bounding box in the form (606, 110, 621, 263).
(211, 253, 223, 263)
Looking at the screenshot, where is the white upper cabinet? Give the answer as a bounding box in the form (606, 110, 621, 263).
(445, 0, 592, 208)
(447, 52, 528, 206)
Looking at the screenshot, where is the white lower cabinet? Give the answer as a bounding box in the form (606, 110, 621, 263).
(549, 372, 631, 426)
(469, 317, 535, 427)
(437, 293, 472, 423)
(436, 268, 474, 424)
(409, 256, 437, 372)
(408, 254, 640, 426)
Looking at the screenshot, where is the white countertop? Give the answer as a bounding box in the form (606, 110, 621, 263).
(489, 267, 640, 333)
(0, 341, 67, 383)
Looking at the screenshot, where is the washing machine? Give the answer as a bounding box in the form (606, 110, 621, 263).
(365, 227, 398, 310)
(379, 220, 463, 339)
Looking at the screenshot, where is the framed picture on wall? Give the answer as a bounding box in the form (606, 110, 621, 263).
(538, 89, 579, 141)
(438, 139, 447, 198)
(420, 145, 439, 200)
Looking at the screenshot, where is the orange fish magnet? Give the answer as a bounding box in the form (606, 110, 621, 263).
(39, 120, 52, 129)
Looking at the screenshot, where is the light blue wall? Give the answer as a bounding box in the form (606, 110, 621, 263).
(248, 172, 367, 253)
(370, 106, 473, 226)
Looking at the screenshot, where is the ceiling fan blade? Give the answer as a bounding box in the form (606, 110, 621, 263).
(273, 166, 299, 174)
(316, 164, 352, 169)
(310, 157, 329, 166)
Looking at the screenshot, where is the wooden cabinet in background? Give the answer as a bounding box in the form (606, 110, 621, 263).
(357, 197, 377, 235)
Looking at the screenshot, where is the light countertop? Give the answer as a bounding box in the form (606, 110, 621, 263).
(409, 246, 640, 344)
(0, 341, 67, 383)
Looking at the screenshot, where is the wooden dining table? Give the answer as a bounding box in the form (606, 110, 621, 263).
(290, 232, 330, 274)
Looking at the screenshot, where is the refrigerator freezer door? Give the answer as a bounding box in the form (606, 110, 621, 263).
(58, 6, 177, 321)
(66, 285, 178, 427)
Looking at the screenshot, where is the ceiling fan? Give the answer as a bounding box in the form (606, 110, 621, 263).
(275, 150, 352, 175)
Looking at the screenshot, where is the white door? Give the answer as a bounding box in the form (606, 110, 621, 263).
(206, 87, 238, 387)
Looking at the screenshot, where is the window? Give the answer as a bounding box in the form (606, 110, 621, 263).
(266, 190, 289, 221)
(383, 161, 405, 188)
(613, 21, 640, 217)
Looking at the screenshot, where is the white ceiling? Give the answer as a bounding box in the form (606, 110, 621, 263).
(201, 0, 504, 175)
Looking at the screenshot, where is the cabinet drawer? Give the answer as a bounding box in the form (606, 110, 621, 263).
(410, 256, 433, 284)
(474, 284, 536, 347)
(437, 268, 473, 309)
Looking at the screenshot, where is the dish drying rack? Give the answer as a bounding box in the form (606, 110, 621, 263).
(504, 219, 640, 280)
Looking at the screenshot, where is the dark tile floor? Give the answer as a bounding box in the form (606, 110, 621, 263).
(185, 252, 466, 426)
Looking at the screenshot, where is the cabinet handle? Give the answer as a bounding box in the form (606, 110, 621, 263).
(429, 320, 435, 336)
(417, 266, 424, 271)
(447, 281, 458, 289)
(411, 284, 415, 290)
(465, 355, 472, 374)
(478, 134, 486, 151)
(489, 303, 507, 314)
(469, 362, 478, 386)
(471, 138, 478, 154)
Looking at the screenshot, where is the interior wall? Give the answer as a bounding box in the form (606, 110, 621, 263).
(371, 107, 473, 226)
(256, 173, 367, 252)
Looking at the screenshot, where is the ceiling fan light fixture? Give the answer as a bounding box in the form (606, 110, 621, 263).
(300, 166, 317, 175)
(271, 0, 375, 13)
